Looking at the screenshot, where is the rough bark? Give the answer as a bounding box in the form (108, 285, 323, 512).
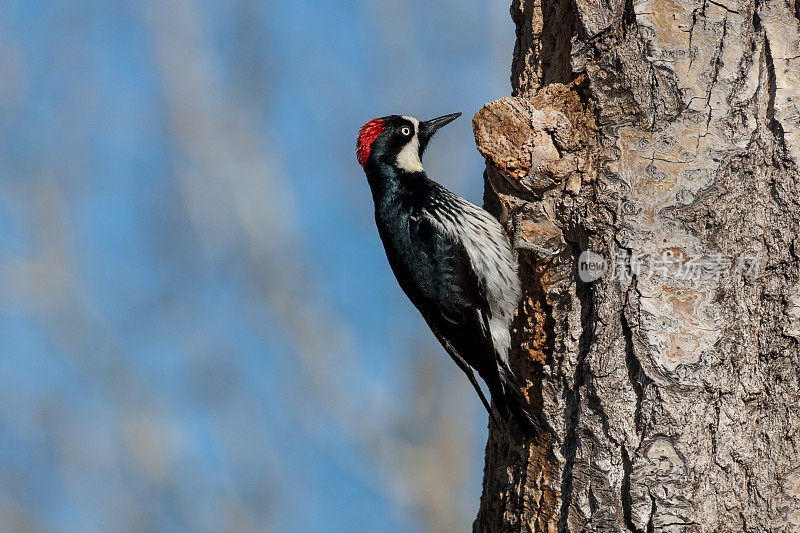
(472, 0, 800, 530)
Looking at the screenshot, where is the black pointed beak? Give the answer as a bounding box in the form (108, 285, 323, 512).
(419, 112, 461, 147)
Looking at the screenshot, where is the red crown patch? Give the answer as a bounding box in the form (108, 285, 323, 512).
(356, 118, 386, 167)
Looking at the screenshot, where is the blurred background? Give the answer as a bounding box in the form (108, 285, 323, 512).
(0, 1, 514, 531)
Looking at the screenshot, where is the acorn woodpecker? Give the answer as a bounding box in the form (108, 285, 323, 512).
(357, 113, 538, 435)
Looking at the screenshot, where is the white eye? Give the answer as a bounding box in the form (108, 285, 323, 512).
(400, 126, 412, 136)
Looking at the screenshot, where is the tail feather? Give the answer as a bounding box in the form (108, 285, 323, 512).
(499, 367, 540, 436)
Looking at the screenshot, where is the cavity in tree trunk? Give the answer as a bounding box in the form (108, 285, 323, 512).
(472, 0, 800, 530)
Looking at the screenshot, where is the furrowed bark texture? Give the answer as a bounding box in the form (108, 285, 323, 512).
(473, 0, 800, 530)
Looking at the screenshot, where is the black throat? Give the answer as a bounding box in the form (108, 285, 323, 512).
(364, 157, 430, 207)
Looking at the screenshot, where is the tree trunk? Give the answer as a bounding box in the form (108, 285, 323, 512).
(472, 0, 800, 530)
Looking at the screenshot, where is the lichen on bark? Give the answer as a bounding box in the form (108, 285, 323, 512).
(472, 0, 800, 530)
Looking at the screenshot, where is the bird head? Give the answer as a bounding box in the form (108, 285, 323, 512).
(356, 113, 461, 173)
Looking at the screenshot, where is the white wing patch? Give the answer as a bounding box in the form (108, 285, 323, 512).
(423, 193, 522, 365)
(396, 116, 423, 173)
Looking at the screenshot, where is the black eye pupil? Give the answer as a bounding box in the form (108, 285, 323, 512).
(402, 127, 410, 135)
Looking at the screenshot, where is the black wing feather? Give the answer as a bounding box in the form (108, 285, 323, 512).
(402, 209, 510, 418)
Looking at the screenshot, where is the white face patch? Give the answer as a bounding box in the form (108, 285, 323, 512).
(395, 116, 424, 173)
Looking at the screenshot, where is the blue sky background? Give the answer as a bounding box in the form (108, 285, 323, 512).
(0, 1, 515, 531)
